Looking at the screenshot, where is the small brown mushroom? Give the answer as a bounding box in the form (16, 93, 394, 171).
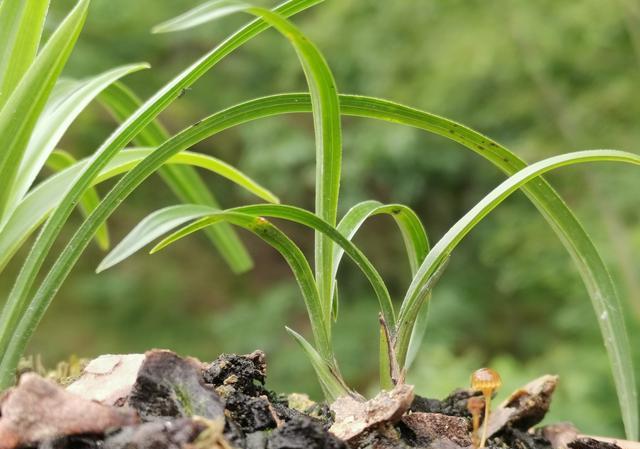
(470, 368, 502, 448)
(467, 395, 484, 447)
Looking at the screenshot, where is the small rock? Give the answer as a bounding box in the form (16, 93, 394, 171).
(225, 393, 277, 432)
(66, 354, 145, 406)
(330, 384, 414, 442)
(204, 350, 267, 397)
(402, 412, 471, 447)
(128, 350, 224, 421)
(0, 373, 137, 449)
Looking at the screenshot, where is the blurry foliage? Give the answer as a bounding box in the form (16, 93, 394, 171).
(5, 0, 639, 436)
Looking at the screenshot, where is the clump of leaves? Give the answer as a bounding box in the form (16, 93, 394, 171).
(0, 0, 638, 440)
(0, 0, 277, 384)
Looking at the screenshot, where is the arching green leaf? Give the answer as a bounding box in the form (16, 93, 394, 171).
(98, 81, 254, 274)
(4, 64, 149, 220)
(151, 204, 394, 328)
(398, 150, 640, 439)
(154, 0, 342, 330)
(0, 0, 89, 219)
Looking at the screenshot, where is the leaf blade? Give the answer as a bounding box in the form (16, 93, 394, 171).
(151, 204, 395, 329)
(335, 200, 430, 381)
(152, 210, 334, 360)
(286, 326, 353, 402)
(98, 81, 255, 274)
(97, 204, 219, 273)
(4, 64, 149, 219)
(398, 150, 640, 439)
(0, 0, 90, 220)
(154, 0, 343, 334)
(0, 148, 275, 274)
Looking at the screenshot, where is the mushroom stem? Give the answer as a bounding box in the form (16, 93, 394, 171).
(472, 413, 480, 446)
(479, 390, 492, 448)
(467, 395, 484, 447)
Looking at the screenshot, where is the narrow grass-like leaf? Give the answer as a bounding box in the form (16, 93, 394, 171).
(154, 0, 343, 330)
(152, 1, 247, 33)
(0, 148, 275, 274)
(335, 200, 428, 280)
(0, 0, 323, 388)
(404, 302, 431, 370)
(0, 0, 89, 219)
(151, 204, 394, 327)
(152, 210, 333, 360)
(335, 200, 429, 385)
(4, 64, 149, 220)
(45, 150, 110, 250)
(286, 327, 353, 401)
(98, 81, 254, 274)
(94, 149, 279, 203)
(397, 149, 640, 438)
(0, 0, 50, 110)
(97, 205, 219, 273)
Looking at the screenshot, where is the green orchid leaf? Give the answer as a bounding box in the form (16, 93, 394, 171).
(335, 200, 429, 381)
(0, 148, 276, 274)
(98, 81, 254, 274)
(96, 205, 219, 273)
(336, 200, 428, 280)
(0, 0, 90, 220)
(153, 210, 332, 360)
(398, 150, 640, 439)
(154, 0, 342, 331)
(4, 64, 149, 220)
(151, 204, 394, 329)
(286, 327, 353, 402)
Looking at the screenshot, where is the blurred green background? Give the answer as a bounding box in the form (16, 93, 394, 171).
(2, 0, 640, 437)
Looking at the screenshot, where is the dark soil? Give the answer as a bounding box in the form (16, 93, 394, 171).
(0, 350, 621, 449)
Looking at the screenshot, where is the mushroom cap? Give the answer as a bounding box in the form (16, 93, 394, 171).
(470, 367, 502, 392)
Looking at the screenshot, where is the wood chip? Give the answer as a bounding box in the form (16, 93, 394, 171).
(485, 374, 558, 437)
(66, 354, 145, 405)
(329, 384, 414, 441)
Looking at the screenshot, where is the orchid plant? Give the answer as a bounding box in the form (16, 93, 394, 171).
(0, 0, 637, 439)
